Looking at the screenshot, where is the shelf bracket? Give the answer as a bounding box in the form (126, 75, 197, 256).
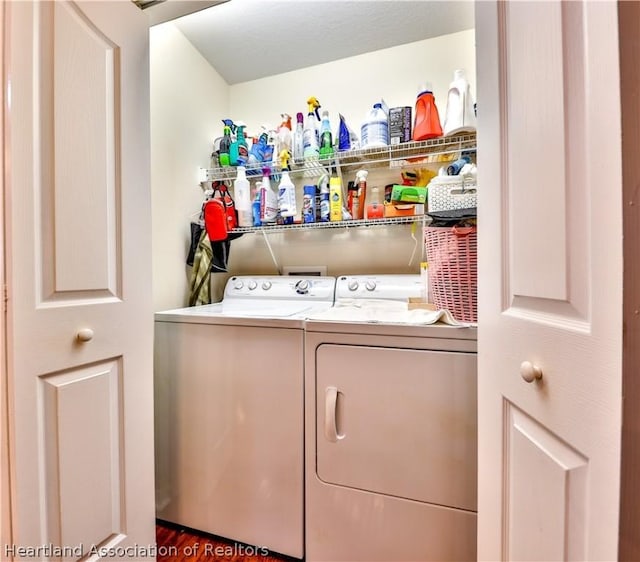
(261, 229, 281, 274)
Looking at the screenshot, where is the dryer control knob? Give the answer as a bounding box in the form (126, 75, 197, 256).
(348, 280, 359, 291)
(261, 281, 272, 290)
(296, 279, 310, 294)
(233, 279, 244, 290)
(365, 280, 377, 291)
(248, 281, 257, 290)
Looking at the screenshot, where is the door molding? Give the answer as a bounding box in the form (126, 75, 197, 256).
(619, 1, 640, 558)
(1, 0, 12, 554)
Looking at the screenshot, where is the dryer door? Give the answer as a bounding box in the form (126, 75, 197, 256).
(316, 344, 477, 512)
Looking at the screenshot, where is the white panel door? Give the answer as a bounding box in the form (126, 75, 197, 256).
(4, 1, 154, 557)
(476, 1, 622, 560)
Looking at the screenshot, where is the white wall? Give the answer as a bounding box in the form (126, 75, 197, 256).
(150, 22, 229, 311)
(150, 26, 476, 309)
(229, 30, 476, 139)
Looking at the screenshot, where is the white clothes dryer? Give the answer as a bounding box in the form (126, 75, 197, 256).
(304, 275, 478, 562)
(154, 275, 336, 559)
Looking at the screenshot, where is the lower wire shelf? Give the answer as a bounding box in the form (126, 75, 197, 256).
(230, 215, 426, 234)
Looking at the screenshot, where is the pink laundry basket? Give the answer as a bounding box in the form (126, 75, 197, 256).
(424, 225, 477, 322)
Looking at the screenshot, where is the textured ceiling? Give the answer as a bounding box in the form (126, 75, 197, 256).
(172, 0, 475, 85)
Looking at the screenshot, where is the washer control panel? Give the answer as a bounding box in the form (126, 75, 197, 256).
(336, 275, 423, 301)
(224, 276, 336, 302)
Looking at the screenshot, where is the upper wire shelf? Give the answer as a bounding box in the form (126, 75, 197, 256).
(203, 132, 477, 182)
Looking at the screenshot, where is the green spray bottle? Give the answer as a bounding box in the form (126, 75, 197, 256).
(319, 110, 334, 159)
(219, 125, 232, 167)
(229, 121, 248, 166)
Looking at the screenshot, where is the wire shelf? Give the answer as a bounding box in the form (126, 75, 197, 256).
(203, 132, 477, 182)
(230, 215, 426, 234)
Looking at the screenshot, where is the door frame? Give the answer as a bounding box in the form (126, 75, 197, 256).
(618, 0, 640, 558)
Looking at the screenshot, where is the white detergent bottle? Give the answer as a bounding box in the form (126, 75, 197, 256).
(443, 69, 477, 135)
(233, 166, 253, 227)
(259, 167, 278, 223)
(278, 170, 297, 220)
(360, 103, 389, 149)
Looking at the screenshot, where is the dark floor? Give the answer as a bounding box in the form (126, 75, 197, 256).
(156, 520, 293, 562)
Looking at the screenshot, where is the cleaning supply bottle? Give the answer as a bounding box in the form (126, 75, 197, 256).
(233, 166, 253, 227)
(259, 167, 278, 224)
(293, 112, 304, 164)
(277, 170, 297, 224)
(360, 103, 389, 148)
(303, 97, 321, 161)
(337, 113, 352, 151)
(248, 129, 269, 165)
(318, 174, 330, 222)
(443, 69, 477, 135)
(413, 84, 443, 140)
(279, 149, 292, 171)
(218, 125, 232, 167)
(230, 122, 249, 166)
(276, 113, 292, 157)
(329, 174, 343, 222)
(319, 110, 334, 159)
(302, 185, 316, 223)
(347, 181, 357, 217)
(236, 124, 249, 166)
(366, 184, 384, 219)
(353, 169, 368, 220)
(252, 186, 262, 227)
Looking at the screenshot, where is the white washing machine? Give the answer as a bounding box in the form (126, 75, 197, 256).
(154, 275, 336, 559)
(304, 275, 478, 562)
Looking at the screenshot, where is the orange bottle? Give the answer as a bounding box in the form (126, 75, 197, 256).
(412, 84, 443, 141)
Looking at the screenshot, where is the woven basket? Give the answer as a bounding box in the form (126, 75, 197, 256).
(424, 225, 477, 322)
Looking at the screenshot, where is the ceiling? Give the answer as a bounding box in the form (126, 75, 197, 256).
(169, 0, 475, 85)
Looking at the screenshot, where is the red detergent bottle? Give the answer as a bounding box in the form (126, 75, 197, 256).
(412, 83, 443, 141)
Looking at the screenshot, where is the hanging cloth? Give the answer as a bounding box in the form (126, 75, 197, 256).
(188, 229, 213, 306)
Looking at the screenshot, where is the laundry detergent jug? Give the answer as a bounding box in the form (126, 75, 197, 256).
(443, 69, 477, 136)
(412, 83, 443, 141)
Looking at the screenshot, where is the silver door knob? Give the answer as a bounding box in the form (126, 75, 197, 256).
(520, 361, 543, 383)
(76, 328, 94, 342)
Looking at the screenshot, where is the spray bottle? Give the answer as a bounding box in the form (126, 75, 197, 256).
(218, 126, 232, 167)
(279, 149, 292, 171)
(303, 97, 321, 161)
(259, 167, 278, 224)
(276, 114, 292, 158)
(230, 121, 249, 166)
(353, 170, 368, 220)
(319, 110, 334, 159)
(293, 112, 304, 164)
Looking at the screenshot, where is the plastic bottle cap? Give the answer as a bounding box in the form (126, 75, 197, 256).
(418, 83, 433, 95)
(373, 103, 383, 109)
